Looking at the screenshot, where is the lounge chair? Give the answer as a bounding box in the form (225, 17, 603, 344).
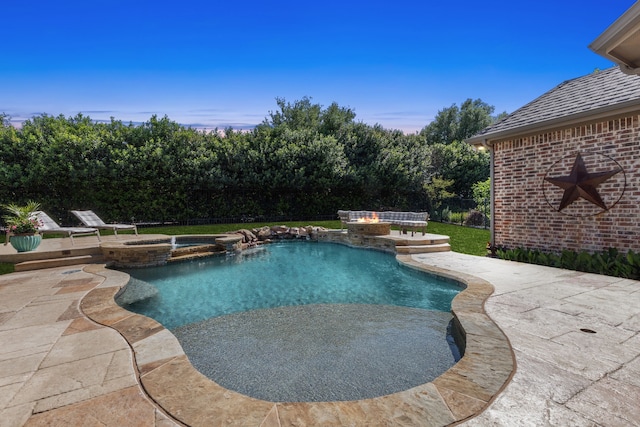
(71, 210, 138, 239)
(33, 211, 100, 245)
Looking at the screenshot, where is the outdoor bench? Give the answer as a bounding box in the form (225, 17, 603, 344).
(337, 210, 429, 236)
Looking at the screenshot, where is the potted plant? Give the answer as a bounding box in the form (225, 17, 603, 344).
(2, 201, 43, 252)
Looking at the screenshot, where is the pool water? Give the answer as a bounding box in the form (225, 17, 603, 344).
(119, 241, 462, 330)
(117, 241, 464, 402)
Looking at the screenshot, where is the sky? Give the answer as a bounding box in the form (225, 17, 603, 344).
(0, 1, 636, 134)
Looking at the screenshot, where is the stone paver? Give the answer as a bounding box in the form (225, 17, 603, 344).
(1, 239, 639, 426)
(411, 252, 640, 427)
(23, 386, 176, 427)
(0, 265, 177, 427)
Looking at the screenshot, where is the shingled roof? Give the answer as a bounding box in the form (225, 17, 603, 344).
(466, 67, 640, 145)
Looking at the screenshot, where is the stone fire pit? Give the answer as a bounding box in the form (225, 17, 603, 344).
(346, 221, 391, 236)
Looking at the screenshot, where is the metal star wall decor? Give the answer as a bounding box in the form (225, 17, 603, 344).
(544, 152, 622, 211)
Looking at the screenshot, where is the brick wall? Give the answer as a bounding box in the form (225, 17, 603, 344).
(493, 111, 640, 253)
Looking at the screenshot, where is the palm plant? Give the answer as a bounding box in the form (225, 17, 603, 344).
(2, 201, 42, 234)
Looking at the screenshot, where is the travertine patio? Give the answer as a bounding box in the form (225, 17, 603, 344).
(1, 236, 639, 426)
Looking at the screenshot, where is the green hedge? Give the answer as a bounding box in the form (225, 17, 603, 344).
(497, 246, 640, 280)
(1, 101, 490, 225)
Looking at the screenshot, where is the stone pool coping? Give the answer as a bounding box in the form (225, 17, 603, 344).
(79, 254, 515, 426)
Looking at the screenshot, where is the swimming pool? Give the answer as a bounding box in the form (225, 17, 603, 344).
(117, 241, 464, 401)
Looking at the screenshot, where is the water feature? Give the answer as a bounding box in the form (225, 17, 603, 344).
(117, 241, 463, 401)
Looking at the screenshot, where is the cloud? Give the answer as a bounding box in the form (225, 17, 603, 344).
(2, 105, 425, 134)
(82, 110, 119, 114)
(187, 108, 231, 114)
(370, 111, 426, 119)
(183, 121, 258, 131)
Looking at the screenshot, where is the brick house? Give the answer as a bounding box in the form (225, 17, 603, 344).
(466, 3, 640, 254)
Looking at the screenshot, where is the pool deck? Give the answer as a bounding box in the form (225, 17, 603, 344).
(1, 234, 640, 426)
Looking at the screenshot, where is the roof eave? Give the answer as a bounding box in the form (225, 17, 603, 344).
(589, 2, 640, 75)
(465, 99, 640, 146)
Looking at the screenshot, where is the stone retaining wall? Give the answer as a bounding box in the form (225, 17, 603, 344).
(101, 241, 172, 268)
(316, 229, 397, 253)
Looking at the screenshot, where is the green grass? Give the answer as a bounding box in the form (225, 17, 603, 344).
(0, 263, 14, 275)
(141, 220, 489, 256)
(425, 222, 489, 256)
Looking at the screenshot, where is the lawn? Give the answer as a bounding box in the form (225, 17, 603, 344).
(141, 220, 490, 256)
(425, 222, 489, 256)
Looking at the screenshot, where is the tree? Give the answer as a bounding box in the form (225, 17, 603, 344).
(338, 123, 429, 210)
(420, 103, 459, 145)
(0, 97, 495, 223)
(472, 178, 491, 216)
(0, 115, 27, 204)
(264, 97, 322, 131)
(260, 96, 356, 136)
(318, 102, 356, 135)
(426, 141, 489, 198)
(424, 176, 455, 214)
(420, 98, 495, 145)
(456, 99, 495, 142)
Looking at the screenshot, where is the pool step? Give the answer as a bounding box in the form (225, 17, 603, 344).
(395, 243, 451, 254)
(168, 251, 223, 263)
(393, 237, 450, 246)
(14, 254, 106, 272)
(168, 244, 225, 263)
(387, 232, 451, 254)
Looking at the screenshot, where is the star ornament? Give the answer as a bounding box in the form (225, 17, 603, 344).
(544, 153, 621, 211)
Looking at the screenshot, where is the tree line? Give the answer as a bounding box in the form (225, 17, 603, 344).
(0, 97, 495, 225)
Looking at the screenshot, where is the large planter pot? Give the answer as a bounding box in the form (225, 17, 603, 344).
(10, 234, 42, 252)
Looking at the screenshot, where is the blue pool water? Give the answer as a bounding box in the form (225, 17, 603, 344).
(118, 241, 462, 330)
(117, 241, 464, 401)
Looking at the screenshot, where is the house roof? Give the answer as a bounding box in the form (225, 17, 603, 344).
(466, 67, 640, 145)
(589, 1, 640, 75)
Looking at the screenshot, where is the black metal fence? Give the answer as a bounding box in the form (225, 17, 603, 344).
(5, 190, 488, 230)
(433, 197, 489, 229)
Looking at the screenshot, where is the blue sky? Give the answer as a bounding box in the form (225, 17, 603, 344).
(1, 1, 635, 133)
